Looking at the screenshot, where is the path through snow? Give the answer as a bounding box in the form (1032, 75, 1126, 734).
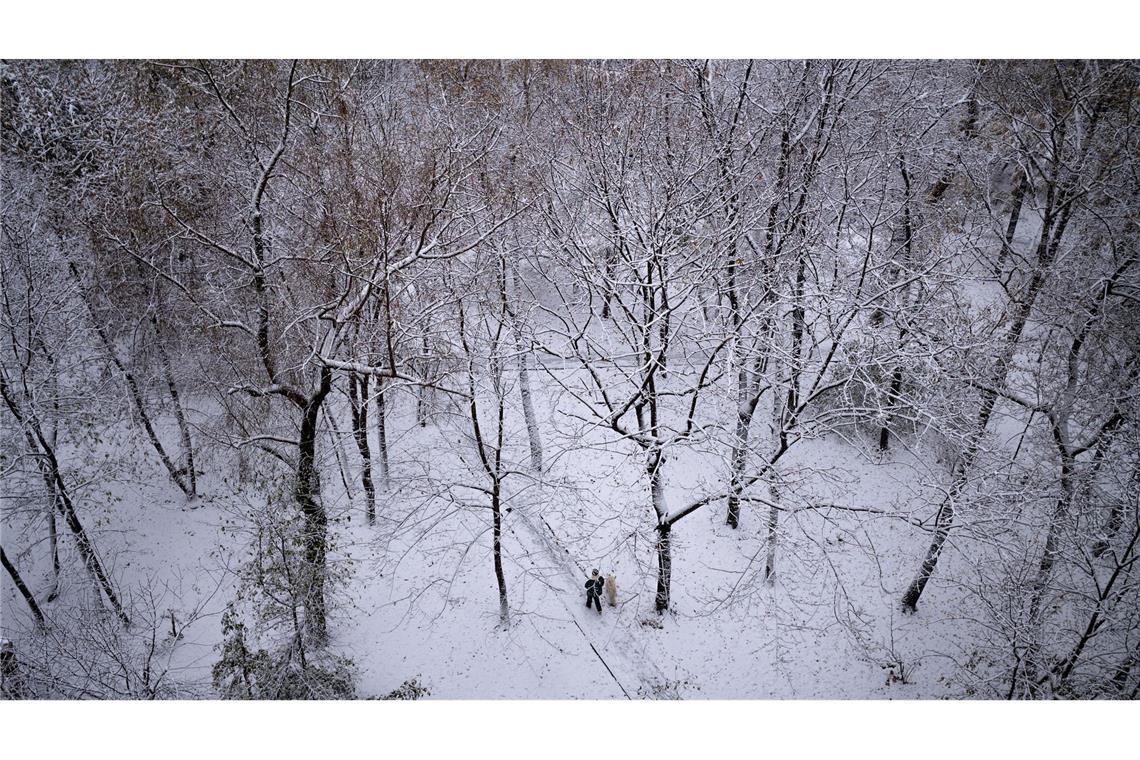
(509, 496, 672, 699)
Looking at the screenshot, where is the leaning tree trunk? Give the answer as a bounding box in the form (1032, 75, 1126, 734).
(151, 314, 197, 497)
(1, 377, 129, 626)
(70, 265, 192, 499)
(320, 404, 355, 501)
(1014, 439, 1079, 694)
(994, 168, 1028, 276)
(901, 200, 1067, 613)
(1027, 442, 1077, 625)
(1, 547, 47, 629)
(901, 358, 1019, 612)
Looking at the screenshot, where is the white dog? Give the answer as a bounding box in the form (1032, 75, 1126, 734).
(604, 574, 618, 607)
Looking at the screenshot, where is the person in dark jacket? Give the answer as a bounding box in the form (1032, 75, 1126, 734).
(585, 569, 604, 613)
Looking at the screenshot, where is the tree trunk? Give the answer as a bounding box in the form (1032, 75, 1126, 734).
(901, 197, 1068, 612)
(517, 349, 543, 474)
(511, 265, 544, 473)
(602, 253, 615, 320)
(762, 254, 805, 575)
(724, 248, 775, 528)
(724, 243, 747, 528)
(764, 483, 780, 582)
(43, 357, 61, 601)
(900, 499, 955, 613)
(458, 295, 511, 627)
(347, 372, 376, 524)
(726, 351, 767, 528)
(321, 404, 355, 502)
(1, 547, 46, 629)
(879, 153, 914, 452)
(71, 264, 192, 499)
(1015, 443, 1080, 693)
(296, 367, 332, 645)
(56, 469, 129, 626)
(151, 314, 197, 498)
(1111, 650, 1138, 694)
(1, 377, 129, 626)
(374, 384, 390, 490)
(491, 481, 509, 626)
(654, 522, 672, 613)
(45, 503, 60, 602)
(878, 365, 905, 452)
(725, 397, 750, 529)
(1093, 459, 1136, 557)
(649, 448, 671, 612)
(416, 334, 430, 428)
(1027, 452, 1075, 624)
(1, 639, 28, 698)
(994, 168, 1028, 276)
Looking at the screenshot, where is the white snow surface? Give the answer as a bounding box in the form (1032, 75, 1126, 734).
(1, 374, 992, 699)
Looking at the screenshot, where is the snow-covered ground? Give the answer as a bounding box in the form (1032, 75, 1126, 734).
(2, 370, 1001, 699)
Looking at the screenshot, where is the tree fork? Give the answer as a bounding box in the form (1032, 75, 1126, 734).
(295, 366, 333, 645)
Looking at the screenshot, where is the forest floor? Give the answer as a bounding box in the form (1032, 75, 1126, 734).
(1, 378, 992, 699)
